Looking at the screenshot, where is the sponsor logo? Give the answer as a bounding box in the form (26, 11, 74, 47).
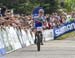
(54, 22, 75, 37)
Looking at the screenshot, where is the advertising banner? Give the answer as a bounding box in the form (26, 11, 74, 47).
(21, 29, 30, 47)
(15, 29, 24, 48)
(54, 21, 75, 39)
(0, 29, 6, 56)
(27, 30, 34, 45)
(8, 27, 22, 50)
(43, 29, 54, 41)
(1, 28, 13, 53)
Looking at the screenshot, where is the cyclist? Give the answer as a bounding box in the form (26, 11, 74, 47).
(33, 8, 45, 46)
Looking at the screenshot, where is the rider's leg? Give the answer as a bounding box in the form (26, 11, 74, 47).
(35, 31, 41, 44)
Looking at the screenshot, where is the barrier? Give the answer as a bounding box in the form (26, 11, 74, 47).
(43, 29, 54, 41)
(7, 27, 22, 50)
(15, 28, 24, 48)
(0, 25, 62, 56)
(1, 28, 13, 53)
(21, 29, 30, 47)
(5, 27, 15, 53)
(11, 27, 22, 50)
(1, 21, 74, 56)
(54, 21, 75, 39)
(0, 29, 6, 55)
(27, 30, 34, 45)
(0, 26, 54, 56)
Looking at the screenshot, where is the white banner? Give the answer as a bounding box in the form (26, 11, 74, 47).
(26, 29, 34, 45)
(43, 29, 54, 41)
(0, 28, 6, 55)
(0, 26, 55, 55)
(1, 28, 13, 53)
(15, 29, 24, 48)
(6, 27, 22, 50)
(0, 29, 5, 49)
(9, 27, 22, 50)
(21, 29, 30, 47)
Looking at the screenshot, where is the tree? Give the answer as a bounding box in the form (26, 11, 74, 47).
(0, 0, 59, 14)
(64, 0, 75, 12)
(40, 0, 59, 14)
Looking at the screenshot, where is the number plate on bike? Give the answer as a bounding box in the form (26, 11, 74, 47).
(37, 27, 42, 31)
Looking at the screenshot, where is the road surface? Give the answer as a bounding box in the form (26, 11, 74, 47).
(4, 37, 75, 58)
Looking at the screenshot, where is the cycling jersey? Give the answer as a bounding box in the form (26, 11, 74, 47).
(34, 16, 45, 28)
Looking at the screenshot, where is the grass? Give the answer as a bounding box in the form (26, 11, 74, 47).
(56, 31, 75, 40)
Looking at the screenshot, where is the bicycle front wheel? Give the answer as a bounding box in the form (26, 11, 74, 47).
(36, 32, 41, 51)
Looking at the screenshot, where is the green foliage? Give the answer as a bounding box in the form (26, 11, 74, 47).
(42, 0, 59, 14)
(15, 3, 36, 14)
(0, 0, 59, 14)
(64, 0, 75, 12)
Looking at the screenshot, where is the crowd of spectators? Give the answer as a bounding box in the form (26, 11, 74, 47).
(0, 8, 75, 32)
(44, 12, 75, 29)
(0, 9, 33, 30)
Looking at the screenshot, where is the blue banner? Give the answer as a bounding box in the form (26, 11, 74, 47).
(54, 21, 75, 39)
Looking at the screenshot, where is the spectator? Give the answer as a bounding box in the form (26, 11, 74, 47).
(1, 6, 6, 16)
